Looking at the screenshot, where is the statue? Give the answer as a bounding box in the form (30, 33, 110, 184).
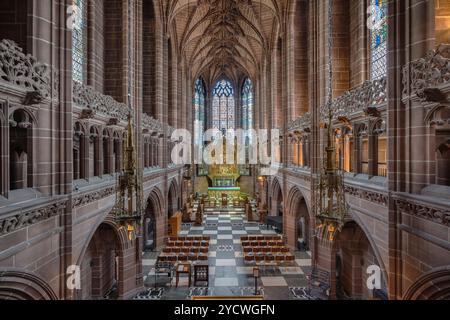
(245, 198, 253, 221)
(181, 204, 191, 223)
(195, 198, 205, 226)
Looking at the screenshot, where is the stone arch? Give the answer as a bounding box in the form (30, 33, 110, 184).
(167, 178, 180, 218)
(89, 125, 101, 177)
(9, 108, 35, 190)
(286, 186, 312, 249)
(146, 187, 166, 248)
(143, 188, 164, 251)
(332, 220, 388, 300)
(77, 216, 130, 300)
(269, 178, 283, 216)
(0, 270, 58, 300)
(403, 266, 450, 300)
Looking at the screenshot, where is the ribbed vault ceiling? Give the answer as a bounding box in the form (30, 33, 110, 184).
(167, 0, 281, 83)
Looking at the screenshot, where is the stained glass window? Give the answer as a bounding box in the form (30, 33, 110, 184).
(72, 0, 87, 83)
(241, 78, 253, 130)
(194, 78, 206, 146)
(370, 0, 387, 80)
(212, 79, 235, 132)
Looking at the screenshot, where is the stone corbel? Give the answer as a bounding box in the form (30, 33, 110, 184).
(23, 90, 44, 106)
(80, 108, 94, 119)
(108, 118, 119, 126)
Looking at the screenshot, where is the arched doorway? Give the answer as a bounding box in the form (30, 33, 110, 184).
(333, 222, 387, 300)
(270, 179, 283, 217)
(79, 223, 122, 300)
(286, 188, 311, 249)
(144, 197, 157, 251)
(167, 180, 179, 219)
(295, 199, 310, 251)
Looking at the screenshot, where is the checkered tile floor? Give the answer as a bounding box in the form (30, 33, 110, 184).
(142, 210, 312, 300)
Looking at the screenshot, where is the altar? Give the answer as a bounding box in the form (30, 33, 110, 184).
(207, 187, 242, 200)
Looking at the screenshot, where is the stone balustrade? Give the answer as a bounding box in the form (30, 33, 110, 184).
(287, 77, 387, 133)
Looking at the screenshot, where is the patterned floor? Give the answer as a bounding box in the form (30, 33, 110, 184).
(141, 208, 312, 300)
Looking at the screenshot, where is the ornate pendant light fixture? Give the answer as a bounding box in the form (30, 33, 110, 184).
(314, 0, 348, 242)
(112, 0, 143, 241)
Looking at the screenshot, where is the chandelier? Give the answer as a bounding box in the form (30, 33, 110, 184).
(112, 0, 143, 241)
(314, 0, 348, 242)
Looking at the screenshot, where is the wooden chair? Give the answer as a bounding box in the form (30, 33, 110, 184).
(243, 247, 252, 253)
(198, 254, 208, 261)
(181, 247, 190, 254)
(172, 247, 181, 254)
(178, 255, 188, 262)
(244, 255, 255, 264)
(241, 236, 249, 241)
(188, 254, 198, 262)
(163, 248, 171, 253)
(200, 247, 208, 253)
(190, 247, 199, 253)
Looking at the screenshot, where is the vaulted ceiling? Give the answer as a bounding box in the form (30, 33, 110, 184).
(166, 0, 283, 84)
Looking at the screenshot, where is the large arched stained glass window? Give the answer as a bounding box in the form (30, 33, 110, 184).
(72, 0, 88, 83)
(370, 0, 387, 80)
(212, 79, 235, 132)
(241, 78, 253, 130)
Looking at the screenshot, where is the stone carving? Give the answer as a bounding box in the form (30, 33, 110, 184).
(344, 185, 388, 206)
(319, 78, 387, 123)
(0, 200, 66, 236)
(288, 78, 387, 132)
(0, 39, 54, 99)
(72, 186, 116, 208)
(395, 198, 450, 227)
(287, 112, 311, 132)
(73, 81, 172, 135)
(73, 81, 129, 121)
(403, 43, 450, 99)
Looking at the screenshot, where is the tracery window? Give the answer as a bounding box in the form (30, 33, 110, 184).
(212, 79, 235, 132)
(370, 0, 387, 80)
(241, 78, 253, 130)
(72, 0, 88, 83)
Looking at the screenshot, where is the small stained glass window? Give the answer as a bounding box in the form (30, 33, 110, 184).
(241, 78, 253, 130)
(370, 0, 387, 80)
(194, 78, 206, 147)
(72, 0, 87, 83)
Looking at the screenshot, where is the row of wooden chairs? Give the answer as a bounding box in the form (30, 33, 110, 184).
(158, 254, 208, 263)
(162, 247, 209, 254)
(167, 236, 210, 242)
(166, 240, 209, 248)
(241, 235, 282, 242)
(241, 241, 284, 247)
(243, 247, 290, 253)
(244, 253, 295, 264)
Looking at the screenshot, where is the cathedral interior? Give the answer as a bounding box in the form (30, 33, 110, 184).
(0, 0, 449, 301)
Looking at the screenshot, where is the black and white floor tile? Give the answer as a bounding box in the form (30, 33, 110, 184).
(141, 209, 312, 300)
